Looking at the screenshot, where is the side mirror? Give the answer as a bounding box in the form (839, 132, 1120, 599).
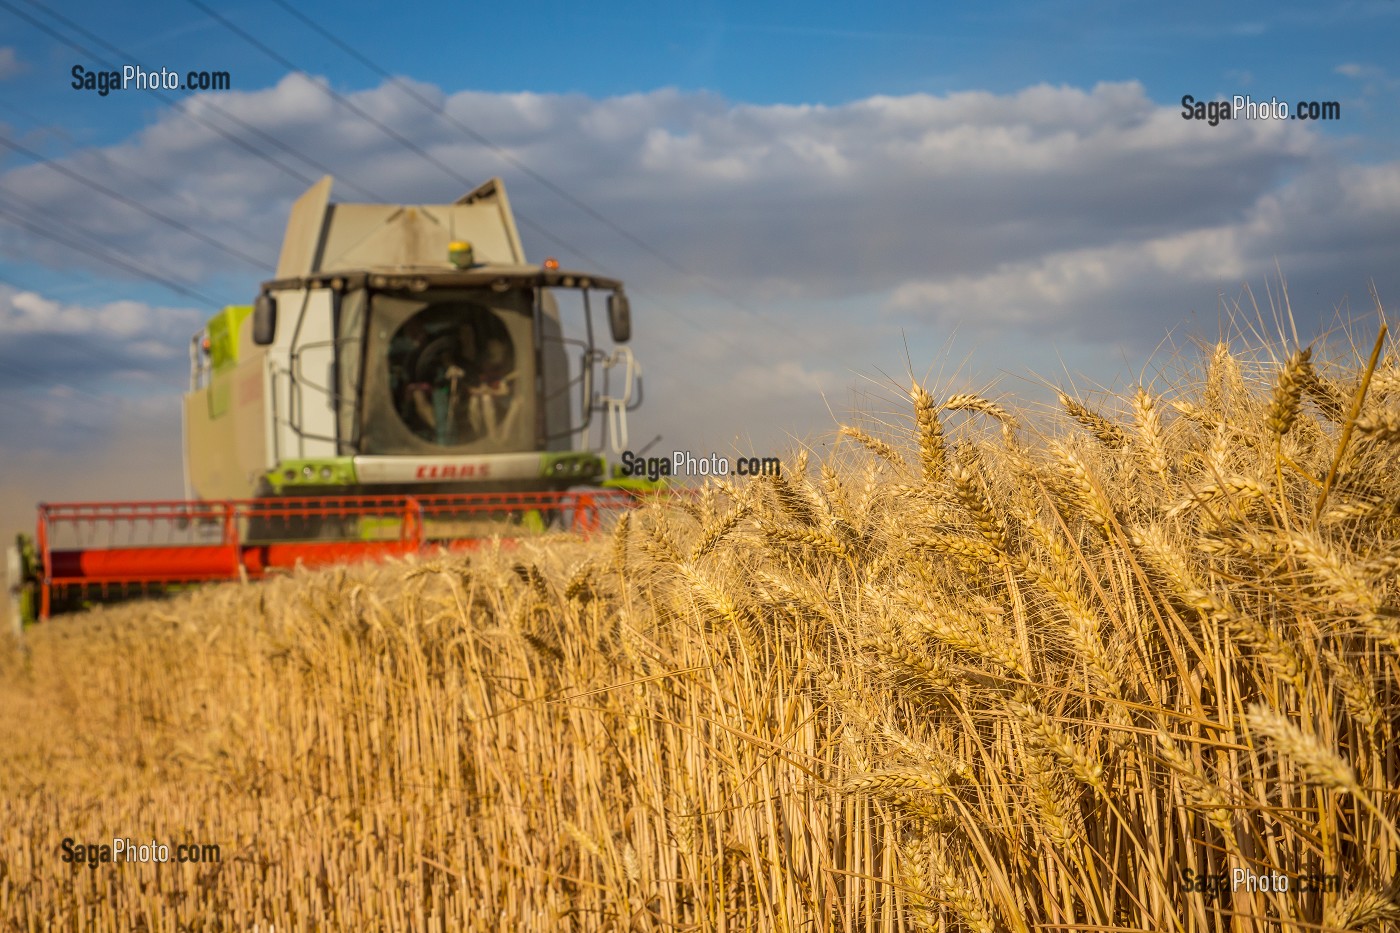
(252, 293, 278, 346)
(607, 291, 631, 343)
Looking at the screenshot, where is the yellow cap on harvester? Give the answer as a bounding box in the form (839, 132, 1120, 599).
(448, 240, 474, 268)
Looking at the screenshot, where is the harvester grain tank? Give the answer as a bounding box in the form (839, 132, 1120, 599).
(8, 177, 643, 624)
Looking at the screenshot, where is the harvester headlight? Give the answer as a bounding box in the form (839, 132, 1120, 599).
(562, 276, 575, 287)
(302, 465, 314, 478)
(320, 466, 333, 480)
(554, 461, 567, 474)
(283, 469, 296, 482)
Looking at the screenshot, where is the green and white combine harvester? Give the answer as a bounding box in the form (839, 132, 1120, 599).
(8, 176, 648, 625)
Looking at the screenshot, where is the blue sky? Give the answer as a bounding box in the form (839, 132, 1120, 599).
(1, 0, 1398, 529)
(6, 1, 1398, 144)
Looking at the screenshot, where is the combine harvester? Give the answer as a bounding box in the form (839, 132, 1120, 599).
(7, 176, 644, 624)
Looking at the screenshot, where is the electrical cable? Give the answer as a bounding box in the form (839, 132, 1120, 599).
(0, 135, 271, 270)
(0, 201, 221, 307)
(0, 0, 795, 400)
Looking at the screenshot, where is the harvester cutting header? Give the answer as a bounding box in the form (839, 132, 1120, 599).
(9, 177, 644, 623)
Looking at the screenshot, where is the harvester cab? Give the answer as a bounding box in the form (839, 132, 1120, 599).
(8, 177, 646, 625)
(185, 175, 642, 502)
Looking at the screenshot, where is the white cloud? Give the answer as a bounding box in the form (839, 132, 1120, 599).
(0, 286, 200, 397)
(1336, 63, 1383, 80)
(0, 76, 1327, 295)
(888, 226, 1249, 325)
(0, 287, 196, 340)
(1334, 62, 1400, 98)
(729, 359, 837, 399)
(0, 47, 23, 81)
(1, 76, 1397, 473)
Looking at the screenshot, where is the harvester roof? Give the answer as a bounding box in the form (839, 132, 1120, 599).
(275, 175, 536, 279)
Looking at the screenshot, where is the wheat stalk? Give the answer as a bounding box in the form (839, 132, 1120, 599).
(1302, 368, 1348, 422)
(1354, 409, 1400, 444)
(819, 463, 854, 526)
(1324, 885, 1400, 931)
(1024, 767, 1081, 848)
(1049, 440, 1117, 531)
(769, 470, 820, 526)
(755, 519, 853, 560)
(1246, 704, 1358, 792)
(841, 424, 908, 469)
(642, 511, 684, 564)
(1322, 650, 1382, 732)
(1059, 392, 1129, 450)
(844, 767, 956, 796)
(950, 462, 1008, 553)
(902, 594, 1027, 678)
(1266, 347, 1313, 438)
(1153, 731, 1235, 836)
(1132, 387, 1172, 488)
(1286, 529, 1381, 615)
(916, 532, 1005, 568)
(911, 383, 947, 483)
(1008, 700, 1106, 793)
(942, 392, 1016, 426)
(924, 848, 998, 933)
(677, 563, 758, 651)
(563, 560, 598, 603)
(1166, 475, 1271, 519)
(1203, 342, 1241, 413)
(1226, 613, 1304, 688)
(689, 504, 750, 561)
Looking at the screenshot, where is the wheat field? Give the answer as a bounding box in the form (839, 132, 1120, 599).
(2, 328, 1399, 931)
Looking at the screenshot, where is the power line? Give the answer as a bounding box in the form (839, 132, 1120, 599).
(12, 0, 423, 202)
(182, 0, 810, 375)
(264, 0, 753, 299)
(1, 0, 788, 387)
(0, 36, 696, 466)
(0, 5, 677, 364)
(0, 356, 180, 416)
(0, 135, 272, 271)
(264, 0, 823, 344)
(0, 200, 221, 307)
(183, 0, 625, 274)
(1, 0, 389, 203)
(5, 0, 700, 314)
